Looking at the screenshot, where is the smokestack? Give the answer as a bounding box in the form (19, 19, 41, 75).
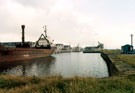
(131, 34, 133, 51)
(131, 34, 133, 46)
(21, 25, 25, 45)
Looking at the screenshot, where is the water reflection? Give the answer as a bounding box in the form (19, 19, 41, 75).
(0, 57, 55, 77)
(0, 52, 109, 78)
(51, 53, 109, 78)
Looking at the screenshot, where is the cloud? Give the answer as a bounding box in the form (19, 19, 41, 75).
(1, 0, 134, 48)
(13, 0, 57, 8)
(0, 0, 97, 47)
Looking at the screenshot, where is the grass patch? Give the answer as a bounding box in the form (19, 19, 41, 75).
(126, 74, 135, 82)
(0, 78, 26, 89)
(118, 55, 135, 65)
(30, 77, 40, 84)
(0, 75, 134, 93)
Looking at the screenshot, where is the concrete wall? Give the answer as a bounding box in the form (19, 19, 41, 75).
(101, 52, 118, 76)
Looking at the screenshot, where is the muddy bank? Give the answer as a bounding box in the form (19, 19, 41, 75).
(102, 50, 135, 77)
(101, 52, 118, 76)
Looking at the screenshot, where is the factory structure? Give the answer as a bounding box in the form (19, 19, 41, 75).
(121, 34, 135, 54)
(83, 42, 104, 52)
(54, 44, 72, 53)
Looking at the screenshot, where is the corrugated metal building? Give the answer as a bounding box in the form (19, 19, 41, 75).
(121, 44, 133, 54)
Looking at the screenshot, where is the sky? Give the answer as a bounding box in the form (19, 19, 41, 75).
(0, 0, 135, 49)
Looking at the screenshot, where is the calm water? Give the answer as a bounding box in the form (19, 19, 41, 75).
(0, 52, 109, 78)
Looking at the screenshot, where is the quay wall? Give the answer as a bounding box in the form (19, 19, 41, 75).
(101, 52, 118, 76)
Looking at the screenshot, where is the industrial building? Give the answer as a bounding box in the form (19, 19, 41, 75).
(121, 34, 135, 54)
(84, 42, 104, 52)
(121, 44, 133, 54)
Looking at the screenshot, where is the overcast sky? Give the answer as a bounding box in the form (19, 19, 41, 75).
(0, 0, 135, 49)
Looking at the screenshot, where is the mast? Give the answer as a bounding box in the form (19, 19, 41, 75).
(43, 25, 50, 45)
(43, 25, 47, 37)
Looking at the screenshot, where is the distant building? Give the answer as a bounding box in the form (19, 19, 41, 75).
(84, 42, 104, 51)
(54, 44, 71, 53)
(55, 44, 64, 50)
(63, 45, 71, 51)
(54, 44, 64, 53)
(121, 44, 133, 54)
(84, 46, 98, 50)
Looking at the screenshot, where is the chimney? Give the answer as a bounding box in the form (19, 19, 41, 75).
(21, 25, 25, 45)
(131, 34, 133, 51)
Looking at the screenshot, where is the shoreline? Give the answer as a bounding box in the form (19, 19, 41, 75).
(84, 50, 135, 77)
(103, 50, 135, 77)
(100, 52, 118, 77)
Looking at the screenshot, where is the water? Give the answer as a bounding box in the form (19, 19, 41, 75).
(0, 52, 109, 78)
